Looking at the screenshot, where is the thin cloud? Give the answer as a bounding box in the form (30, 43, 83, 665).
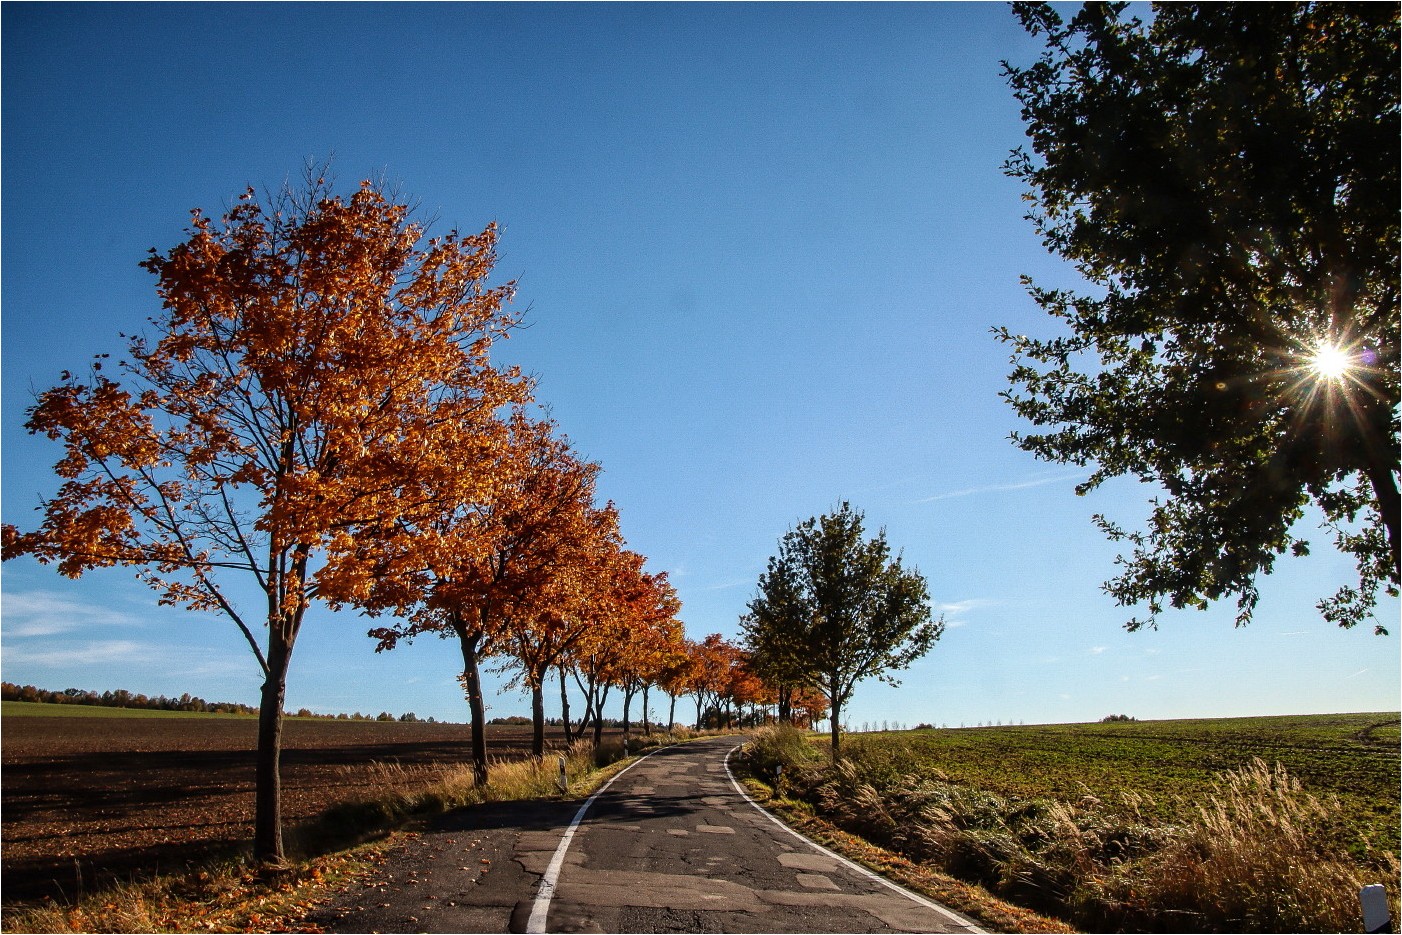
(935, 598, 997, 615)
(2, 640, 147, 667)
(1090, 646, 1108, 655)
(3, 590, 146, 637)
(700, 578, 754, 593)
(912, 470, 1087, 504)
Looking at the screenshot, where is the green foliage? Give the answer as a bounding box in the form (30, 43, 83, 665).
(997, 2, 1400, 632)
(741, 502, 943, 755)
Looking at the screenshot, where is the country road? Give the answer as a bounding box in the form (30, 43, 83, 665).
(310, 736, 982, 934)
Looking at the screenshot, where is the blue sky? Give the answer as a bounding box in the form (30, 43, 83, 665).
(3, 3, 1397, 728)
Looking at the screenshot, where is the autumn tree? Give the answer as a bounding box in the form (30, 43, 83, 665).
(613, 564, 683, 738)
(683, 633, 739, 730)
(996, 2, 1399, 633)
(724, 653, 773, 728)
(790, 685, 830, 730)
(2, 173, 527, 864)
(743, 503, 942, 759)
(495, 488, 628, 757)
(327, 413, 590, 786)
(655, 642, 694, 730)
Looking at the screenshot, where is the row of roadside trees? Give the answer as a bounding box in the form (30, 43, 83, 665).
(0, 172, 800, 868)
(0, 170, 903, 868)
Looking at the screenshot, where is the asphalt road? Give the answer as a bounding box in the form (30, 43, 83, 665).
(311, 736, 982, 934)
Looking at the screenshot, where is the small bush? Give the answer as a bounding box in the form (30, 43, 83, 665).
(744, 723, 818, 781)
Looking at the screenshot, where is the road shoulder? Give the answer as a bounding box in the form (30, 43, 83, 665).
(725, 764, 1076, 935)
(304, 797, 578, 934)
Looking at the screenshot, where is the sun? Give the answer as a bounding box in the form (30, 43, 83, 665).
(1308, 342, 1353, 380)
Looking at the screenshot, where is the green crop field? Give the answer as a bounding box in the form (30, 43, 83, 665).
(838, 712, 1401, 856)
(0, 700, 256, 719)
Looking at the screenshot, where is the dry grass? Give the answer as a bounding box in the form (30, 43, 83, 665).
(1104, 758, 1399, 932)
(0, 853, 361, 934)
(741, 727, 1399, 933)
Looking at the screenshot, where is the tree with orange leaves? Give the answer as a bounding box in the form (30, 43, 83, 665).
(493, 485, 627, 757)
(790, 685, 830, 730)
(326, 412, 590, 786)
(684, 633, 740, 730)
(726, 654, 774, 728)
(2, 172, 527, 865)
(557, 549, 668, 746)
(654, 640, 694, 731)
(592, 556, 682, 739)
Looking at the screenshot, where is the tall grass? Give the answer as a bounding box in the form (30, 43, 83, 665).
(742, 727, 1398, 933)
(1106, 758, 1392, 932)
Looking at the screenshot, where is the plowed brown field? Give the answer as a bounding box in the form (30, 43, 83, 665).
(1, 714, 572, 906)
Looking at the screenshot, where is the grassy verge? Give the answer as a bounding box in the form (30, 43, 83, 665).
(732, 772, 1075, 934)
(2, 729, 709, 934)
(738, 724, 1400, 934)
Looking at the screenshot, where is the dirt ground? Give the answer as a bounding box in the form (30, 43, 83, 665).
(0, 715, 571, 906)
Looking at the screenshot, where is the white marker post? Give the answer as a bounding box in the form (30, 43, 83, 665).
(1361, 884, 1390, 934)
(557, 755, 568, 795)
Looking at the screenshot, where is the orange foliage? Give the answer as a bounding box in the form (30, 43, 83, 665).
(2, 174, 528, 861)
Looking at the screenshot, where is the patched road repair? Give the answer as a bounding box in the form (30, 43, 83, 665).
(311, 736, 981, 934)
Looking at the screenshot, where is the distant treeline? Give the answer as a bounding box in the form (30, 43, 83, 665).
(3, 681, 259, 715)
(489, 714, 633, 728)
(0, 682, 438, 722)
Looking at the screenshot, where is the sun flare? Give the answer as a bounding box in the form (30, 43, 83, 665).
(1308, 343, 1353, 380)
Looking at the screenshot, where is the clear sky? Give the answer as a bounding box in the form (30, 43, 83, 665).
(3, 3, 1397, 728)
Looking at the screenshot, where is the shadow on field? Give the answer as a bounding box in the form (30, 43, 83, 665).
(3, 741, 517, 817)
(2, 838, 245, 907)
(1, 719, 584, 908)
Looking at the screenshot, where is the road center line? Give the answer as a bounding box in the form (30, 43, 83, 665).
(723, 743, 986, 934)
(524, 745, 666, 934)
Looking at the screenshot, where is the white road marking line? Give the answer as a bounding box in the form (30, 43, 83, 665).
(525, 746, 665, 934)
(723, 743, 987, 934)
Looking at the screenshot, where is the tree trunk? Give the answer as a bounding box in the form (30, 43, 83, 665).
(571, 664, 597, 743)
(455, 620, 489, 787)
(593, 683, 610, 747)
(667, 692, 677, 731)
(1360, 428, 1401, 578)
(558, 663, 573, 744)
(777, 685, 791, 724)
(828, 696, 842, 762)
(641, 683, 651, 735)
(621, 686, 634, 739)
(531, 677, 546, 758)
(254, 626, 294, 865)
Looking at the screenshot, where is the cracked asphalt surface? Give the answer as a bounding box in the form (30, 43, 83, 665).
(309, 736, 980, 933)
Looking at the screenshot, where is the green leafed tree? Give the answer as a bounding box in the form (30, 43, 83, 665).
(995, 2, 1399, 633)
(742, 503, 943, 759)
